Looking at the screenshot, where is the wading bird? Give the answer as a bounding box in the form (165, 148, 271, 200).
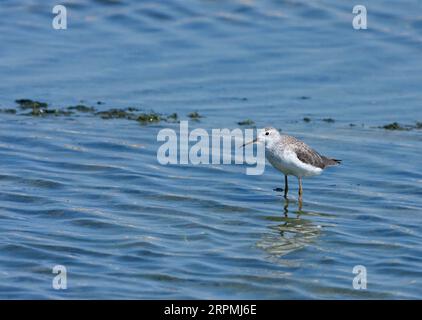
(242, 127, 340, 203)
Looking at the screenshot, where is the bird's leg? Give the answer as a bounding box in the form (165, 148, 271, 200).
(283, 198, 289, 217)
(284, 175, 289, 199)
(298, 177, 303, 203)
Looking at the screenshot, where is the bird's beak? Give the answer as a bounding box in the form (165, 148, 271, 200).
(241, 138, 258, 148)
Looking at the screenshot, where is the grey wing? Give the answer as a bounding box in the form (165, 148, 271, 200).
(284, 135, 340, 169)
(294, 144, 326, 169)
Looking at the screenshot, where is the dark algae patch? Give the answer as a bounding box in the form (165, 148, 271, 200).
(0, 109, 17, 114)
(137, 112, 162, 124)
(381, 122, 409, 131)
(382, 122, 405, 130)
(379, 121, 422, 131)
(15, 99, 48, 109)
(15, 99, 73, 117)
(6, 99, 209, 125)
(126, 107, 141, 112)
(39, 109, 73, 116)
(5, 100, 422, 132)
(27, 108, 73, 117)
(166, 113, 179, 123)
(96, 108, 138, 120)
(16, 99, 48, 116)
(188, 111, 203, 120)
(237, 119, 255, 126)
(67, 105, 96, 113)
(94, 108, 167, 124)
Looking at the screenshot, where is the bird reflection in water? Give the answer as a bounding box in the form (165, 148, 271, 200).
(257, 198, 321, 257)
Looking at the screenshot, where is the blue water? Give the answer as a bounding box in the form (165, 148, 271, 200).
(0, 0, 422, 299)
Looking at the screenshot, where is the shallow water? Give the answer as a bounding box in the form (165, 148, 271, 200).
(0, 0, 422, 299)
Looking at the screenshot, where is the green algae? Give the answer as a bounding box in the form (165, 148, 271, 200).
(9, 99, 177, 124)
(379, 122, 422, 131)
(96, 108, 137, 120)
(188, 111, 202, 120)
(14, 99, 75, 117)
(6, 100, 422, 133)
(126, 107, 141, 112)
(25, 108, 73, 117)
(137, 112, 162, 124)
(67, 105, 96, 113)
(15, 99, 48, 109)
(166, 113, 179, 123)
(237, 119, 255, 126)
(0, 109, 17, 114)
(3, 99, 185, 125)
(381, 122, 409, 131)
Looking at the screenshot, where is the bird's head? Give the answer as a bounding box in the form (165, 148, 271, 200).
(242, 127, 281, 147)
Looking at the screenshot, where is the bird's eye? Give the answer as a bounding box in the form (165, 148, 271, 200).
(265, 132, 269, 136)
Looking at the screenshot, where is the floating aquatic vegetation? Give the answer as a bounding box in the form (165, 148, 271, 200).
(67, 105, 96, 113)
(0, 109, 17, 114)
(2, 99, 207, 126)
(188, 111, 202, 120)
(96, 108, 137, 120)
(26, 108, 73, 117)
(15, 99, 48, 109)
(381, 122, 409, 131)
(137, 112, 162, 124)
(237, 119, 255, 126)
(380, 122, 422, 131)
(14, 99, 75, 117)
(166, 113, 179, 123)
(126, 107, 141, 112)
(6, 99, 422, 133)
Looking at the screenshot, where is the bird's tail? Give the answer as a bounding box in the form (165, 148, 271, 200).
(323, 157, 341, 167)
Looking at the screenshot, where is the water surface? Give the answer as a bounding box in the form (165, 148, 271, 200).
(0, 0, 422, 299)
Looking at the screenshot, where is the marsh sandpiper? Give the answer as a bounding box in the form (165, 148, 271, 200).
(243, 127, 341, 203)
